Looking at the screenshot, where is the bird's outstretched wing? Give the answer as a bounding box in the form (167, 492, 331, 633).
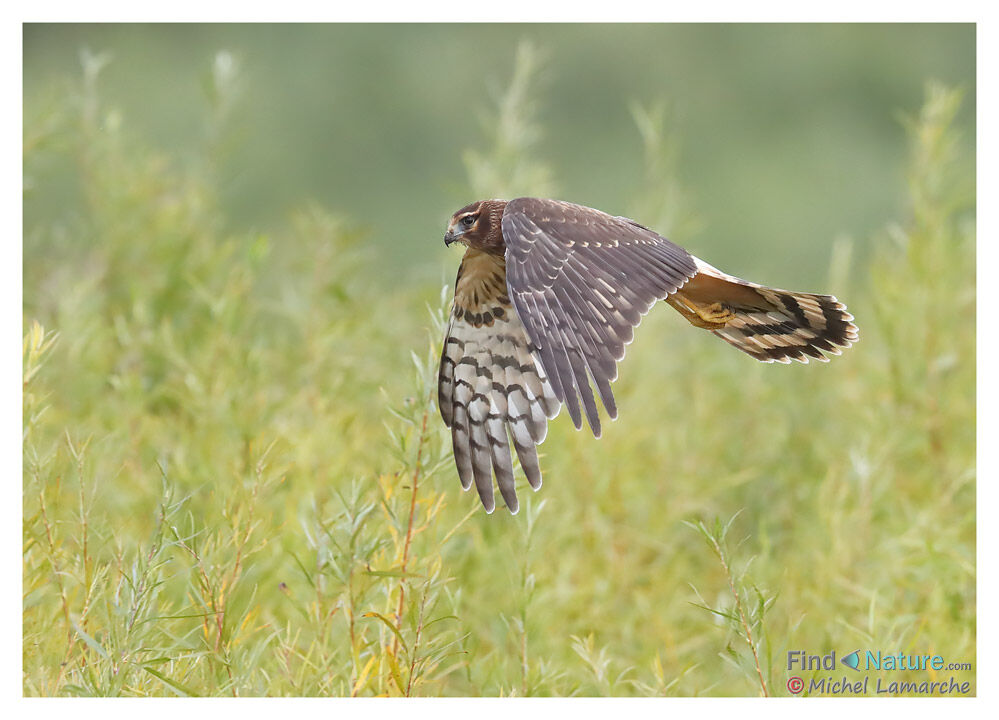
(502, 197, 698, 436)
(438, 249, 561, 513)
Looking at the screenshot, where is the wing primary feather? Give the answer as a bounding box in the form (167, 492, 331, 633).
(450, 402, 474, 490)
(511, 430, 543, 490)
(468, 419, 495, 513)
(515, 291, 568, 403)
(549, 274, 615, 427)
(519, 289, 584, 429)
(487, 416, 519, 513)
(548, 288, 602, 435)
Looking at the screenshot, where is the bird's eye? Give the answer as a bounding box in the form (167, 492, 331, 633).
(461, 215, 476, 227)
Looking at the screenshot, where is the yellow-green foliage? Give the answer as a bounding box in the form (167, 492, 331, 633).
(23, 51, 974, 696)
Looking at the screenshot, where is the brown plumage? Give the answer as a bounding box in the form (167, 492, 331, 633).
(438, 197, 858, 513)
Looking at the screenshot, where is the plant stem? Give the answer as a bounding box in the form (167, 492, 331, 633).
(708, 534, 769, 697)
(392, 387, 432, 657)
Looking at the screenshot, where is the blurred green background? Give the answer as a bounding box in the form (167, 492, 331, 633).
(25, 24, 974, 283)
(23, 24, 975, 697)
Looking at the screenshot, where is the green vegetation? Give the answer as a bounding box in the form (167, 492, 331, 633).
(24, 34, 974, 697)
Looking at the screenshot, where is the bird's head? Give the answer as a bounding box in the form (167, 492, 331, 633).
(444, 199, 507, 254)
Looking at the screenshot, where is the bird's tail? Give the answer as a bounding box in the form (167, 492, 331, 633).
(666, 258, 858, 363)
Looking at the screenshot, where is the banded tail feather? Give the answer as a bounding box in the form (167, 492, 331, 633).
(667, 258, 858, 364)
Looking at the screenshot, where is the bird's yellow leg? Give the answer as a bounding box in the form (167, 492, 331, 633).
(666, 293, 735, 329)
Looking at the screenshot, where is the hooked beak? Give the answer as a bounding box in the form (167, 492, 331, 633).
(444, 229, 460, 246)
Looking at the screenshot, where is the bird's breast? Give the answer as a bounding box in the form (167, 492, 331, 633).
(454, 248, 511, 327)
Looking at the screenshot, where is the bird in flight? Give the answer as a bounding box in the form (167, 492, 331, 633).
(437, 198, 857, 513)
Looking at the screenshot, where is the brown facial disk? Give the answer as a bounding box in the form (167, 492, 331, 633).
(444, 199, 508, 254)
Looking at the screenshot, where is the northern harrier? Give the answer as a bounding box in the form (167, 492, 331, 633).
(438, 198, 857, 513)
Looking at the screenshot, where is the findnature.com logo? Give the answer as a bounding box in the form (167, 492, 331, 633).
(785, 650, 973, 696)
